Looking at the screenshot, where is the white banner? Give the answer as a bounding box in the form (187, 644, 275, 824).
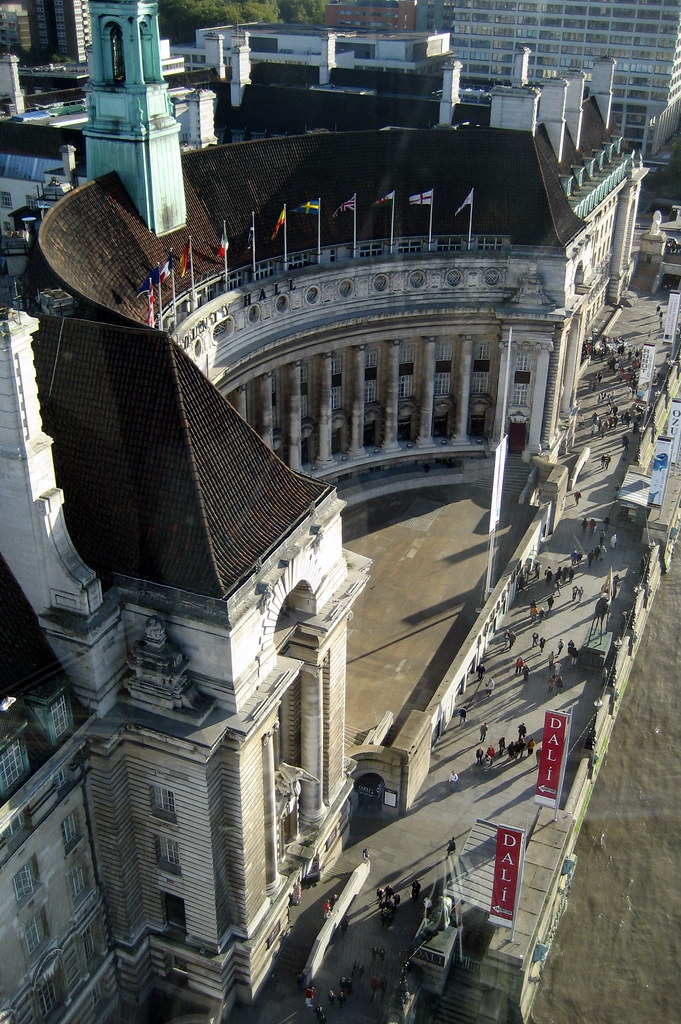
(489, 436, 507, 532)
(648, 435, 673, 507)
(664, 291, 680, 343)
(668, 399, 681, 464)
(636, 342, 657, 403)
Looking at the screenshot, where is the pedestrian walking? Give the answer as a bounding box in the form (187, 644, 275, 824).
(610, 533, 617, 549)
(507, 741, 516, 760)
(362, 847, 370, 861)
(305, 985, 316, 1008)
(370, 977, 379, 1001)
(518, 722, 527, 740)
(337, 991, 345, 1009)
(498, 736, 506, 757)
(572, 585, 579, 601)
(328, 990, 336, 1005)
(545, 567, 553, 586)
(527, 737, 536, 756)
(458, 706, 467, 724)
(476, 662, 486, 681)
(522, 662, 530, 681)
(539, 636, 546, 652)
(514, 657, 524, 675)
(581, 516, 588, 533)
(476, 746, 484, 765)
(555, 673, 564, 692)
(547, 595, 555, 614)
(530, 600, 539, 623)
(480, 721, 488, 742)
(547, 673, 556, 694)
(574, 490, 582, 505)
(485, 677, 495, 698)
(516, 738, 526, 759)
(557, 639, 564, 656)
(548, 650, 555, 670)
(532, 631, 540, 647)
(448, 770, 459, 787)
(411, 879, 421, 901)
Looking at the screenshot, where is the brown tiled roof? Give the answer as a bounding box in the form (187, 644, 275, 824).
(0, 555, 63, 696)
(38, 126, 586, 324)
(32, 316, 329, 599)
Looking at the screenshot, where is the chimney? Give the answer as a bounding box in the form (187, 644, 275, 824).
(204, 32, 225, 80)
(320, 31, 336, 86)
(538, 78, 567, 162)
(0, 53, 24, 115)
(60, 144, 76, 185)
(564, 72, 585, 150)
(230, 32, 251, 108)
(439, 60, 462, 125)
(512, 47, 531, 87)
(590, 57, 615, 128)
(490, 86, 540, 135)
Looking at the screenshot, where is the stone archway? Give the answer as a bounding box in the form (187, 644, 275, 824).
(354, 771, 386, 812)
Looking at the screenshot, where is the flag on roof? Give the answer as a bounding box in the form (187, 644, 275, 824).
(137, 265, 160, 296)
(409, 189, 434, 206)
(218, 233, 228, 259)
(292, 199, 320, 215)
(455, 188, 474, 215)
(333, 195, 356, 217)
(271, 207, 286, 241)
(179, 239, 191, 277)
(160, 254, 173, 283)
(373, 191, 395, 207)
(146, 285, 155, 327)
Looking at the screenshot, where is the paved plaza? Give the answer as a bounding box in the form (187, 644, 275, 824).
(229, 288, 671, 1024)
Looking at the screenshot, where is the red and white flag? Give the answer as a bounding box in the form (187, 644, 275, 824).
(535, 711, 571, 809)
(146, 285, 155, 327)
(409, 189, 433, 206)
(218, 233, 228, 259)
(489, 825, 525, 929)
(373, 190, 395, 207)
(333, 194, 356, 217)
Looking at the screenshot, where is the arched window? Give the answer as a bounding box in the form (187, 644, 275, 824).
(110, 24, 125, 82)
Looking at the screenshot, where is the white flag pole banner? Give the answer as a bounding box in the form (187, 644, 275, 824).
(489, 436, 507, 533)
(668, 398, 681, 465)
(664, 290, 680, 344)
(648, 435, 673, 508)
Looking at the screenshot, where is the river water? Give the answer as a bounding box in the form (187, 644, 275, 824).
(531, 554, 681, 1020)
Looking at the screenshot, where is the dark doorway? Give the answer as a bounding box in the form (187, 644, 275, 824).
(470, 414, 485, 436)
(509, 422, 526, 453)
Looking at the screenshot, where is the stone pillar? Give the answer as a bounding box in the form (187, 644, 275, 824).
(528, 341, 554, 453)
(317, 353, 333, 466)
(289, 362, 302, 472)
(492, 338, 511, 441)
(262, 728, 280, 894)
(234, 383, 247, 420)
(382, 340, 400, 451)
(299, 667, 324, 824)
(560, 318, 581, 416)
(259, 373, 273, 448)
(454, 335, 473, 440)
(417, 336, 436, 446)
(349, 345, 365, 457)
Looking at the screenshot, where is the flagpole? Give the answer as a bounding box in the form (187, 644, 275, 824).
(156, 263, 164, 331)
(428, 189, 434, 249)
(390, 196, 395, 251)
(223, 219, 228, 288)
(353, 193, 357, 259)
(188, 235, 196, 309)
(283, 203, 288, 272)
(468, 192, 473, 248)
(250, 211, 256, 277)
(170, 249, 177, 329)
(317, 197, 321, 260)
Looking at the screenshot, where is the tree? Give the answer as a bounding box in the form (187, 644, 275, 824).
(278, 0, 325, 23)
(159, 0, 281, 43)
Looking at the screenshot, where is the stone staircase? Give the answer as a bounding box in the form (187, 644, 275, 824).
(432, 961, 487, 1024)
(502, 452, 533, 496)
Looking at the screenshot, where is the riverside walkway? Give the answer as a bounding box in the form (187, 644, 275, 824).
(229, 290, 669, 1024)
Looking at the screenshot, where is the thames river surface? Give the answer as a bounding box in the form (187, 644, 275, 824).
(532, 553, 680, 1021)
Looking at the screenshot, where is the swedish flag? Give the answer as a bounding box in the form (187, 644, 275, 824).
(292, 199, 320, 215)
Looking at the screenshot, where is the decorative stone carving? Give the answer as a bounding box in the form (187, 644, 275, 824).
(124, 615, 211, 718)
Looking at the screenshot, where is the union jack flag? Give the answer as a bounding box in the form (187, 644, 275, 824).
(333, 194, 356, 217)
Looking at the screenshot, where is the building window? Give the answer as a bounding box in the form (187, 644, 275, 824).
(110, 24, 125, 82)
(399, 342, 414, 364)
(364, 379, 376, 404)
(25, 913, 44, 955)
(434, 372, 451, 396)
(37, 978, 56, 1017)
(300, 394, 308, 419)
(69, 864, 85, 901)
(61, 812, 77, 850)
(398, 375, 414, 398)
(331, 355, 342, 375)
(151, 784, 176, 817)
(0, 740, 26, 793)
(365, 347, 377, 369)
(50, 694, 71, 740)
(471, 371, 489, 394)
(436, 341, 452, 360)
(13, 864, 34, 902)
(474, 341, 490, 360)
(4, 812, 24, 840)
(1, 191, 12, 207)
(52, 768, 67, 790)
(82, 925, 95, 960)
(299, 363, 307, 384)
(157, 834, 181, 873)
(515, 352, 531, 372)
(512, 383, 529, 406)
(331, 385, 342, 411)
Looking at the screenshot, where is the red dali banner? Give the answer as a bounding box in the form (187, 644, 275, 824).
(489, 825, 525, 928)
(535, 710, 571, 809)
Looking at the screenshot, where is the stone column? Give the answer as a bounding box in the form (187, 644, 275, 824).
(262, 728, 280, 894)
(259, 372, 273, 449)
(348, 345, 365, 457)
(299, 667, 324, 824)
(317, 353, 333, 466)
(492, 338, 511, 441)
(233, 383, 247, 420)
(454, 335, 473, 440)
(527, 341, 554, 453)
(382, 340, 400, 451)
(417, 336, 436, 446)
(560, 318, 581, 416)
(289, 362, 302, 472)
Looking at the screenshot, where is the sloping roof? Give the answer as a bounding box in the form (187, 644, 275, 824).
(0, 554, 63, 697)
(32, 316, 329, 600)
(38, 126, 585, 324)
(0, 120, 84, 161)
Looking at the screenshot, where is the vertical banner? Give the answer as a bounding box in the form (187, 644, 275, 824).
(667, 398, 681, 465)
(648, 435, 673, 507)
(535, 710, 571, 809)
(636, 342, 657, 403)
(663, 290, 680, 344)
(489, 825, 525, 929)
(489, 435, 508, 532)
